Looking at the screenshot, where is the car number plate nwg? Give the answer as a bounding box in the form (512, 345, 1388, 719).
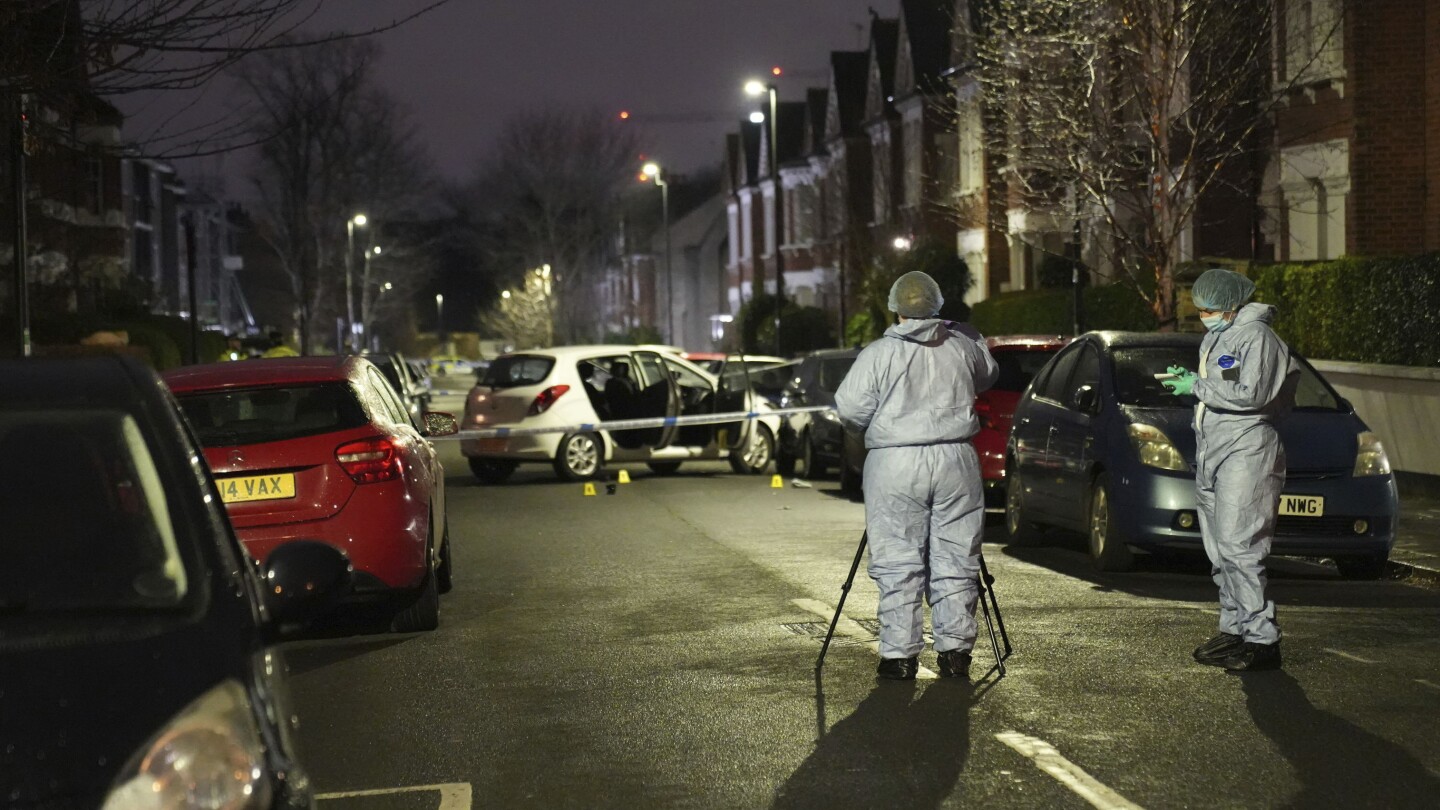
(1279, 495, 1324, 517)
(218, 473, 296, 503)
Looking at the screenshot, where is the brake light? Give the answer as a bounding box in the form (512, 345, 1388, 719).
(336, 437, 400, 483)
(528, 385, 570, 416)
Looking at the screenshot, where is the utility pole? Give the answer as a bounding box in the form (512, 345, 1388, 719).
(10, 94, 31, 357)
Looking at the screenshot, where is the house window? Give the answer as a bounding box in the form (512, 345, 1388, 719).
(1281, 0, 1343, 87)
(1279, 139, 1348, 261)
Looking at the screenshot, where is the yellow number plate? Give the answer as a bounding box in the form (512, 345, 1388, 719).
(218, 473, 296, 503)
(1279, 495, 1324, 517)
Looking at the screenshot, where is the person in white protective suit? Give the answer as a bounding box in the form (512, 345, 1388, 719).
(834, 271, 999, 681)
(1164, 268, 1298, 672)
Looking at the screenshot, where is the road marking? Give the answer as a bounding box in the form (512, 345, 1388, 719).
(1416, 679, 1440, 692)
(995, 732, 1145, 810)
(1323, 648, 1380, 664)
(792, 597, 938, 679)
(317, 783, 472, 809)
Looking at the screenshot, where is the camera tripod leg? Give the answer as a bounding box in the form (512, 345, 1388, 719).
(816, 532, 868, 672)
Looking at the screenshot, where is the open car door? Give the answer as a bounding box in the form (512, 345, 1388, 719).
(713, 355, 754, 454)
(627, 351, 680, 450)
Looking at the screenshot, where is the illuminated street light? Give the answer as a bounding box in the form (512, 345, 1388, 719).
(744, 80, 767, 97)
(743, 76, 785, 355)
(344, 213, 369, 352)
(640, 161, 674, 344)
(893, 236, 914, 251)
(372, 245, 382, 255)
(501, 290, 511, 299)
(748, 111, 765, 124)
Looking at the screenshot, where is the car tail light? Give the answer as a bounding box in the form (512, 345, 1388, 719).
(528, 385, 570, 416)
(975, 397, 995, 430)
(336, 437, 400, 483)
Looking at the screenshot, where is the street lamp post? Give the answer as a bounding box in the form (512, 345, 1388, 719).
(435, 293, 444, 351)
(641, 162, 674, 345)
(345, 213, 367, 353)
(746, 78, 784, 356)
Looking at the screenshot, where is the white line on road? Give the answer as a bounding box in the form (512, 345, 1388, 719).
(995, 732, 1145, 810)
(792, 597, 938, 679)
(317, 783, 472, 809)
(1323, 648, 1380, 664)
(1416, 679, 1440, 691)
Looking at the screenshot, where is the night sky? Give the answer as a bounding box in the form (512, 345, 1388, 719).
(124, 0, 890, 186)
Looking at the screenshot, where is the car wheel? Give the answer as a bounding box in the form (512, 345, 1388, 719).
(839, 456, 862, 498)
(468, 457, 517, 485)
(801, 432, 827, 479)
(554, 432, 603, 481)
(1335, 553, 1388, 580)
(1088, 472, 1134, 572)
(729, 424, 774, 475)
(647, 461, 683, 475)
(1005, 464, 1044, 546)
(436, 517, 453, 595)
(392, 533, 440, 633)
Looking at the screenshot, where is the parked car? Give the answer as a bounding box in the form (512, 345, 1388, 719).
(838, 335, 1071, 496)
(750, 359, 799, 407)
(368, 350, 432, 422)
(1004, 331, 1398, 576)
(460, 346, 780, 482)
(681, 352, 786, 376)
(163, 356, 458, 631)
(1, 355, 351, 808)
(775, 348, 862, 479)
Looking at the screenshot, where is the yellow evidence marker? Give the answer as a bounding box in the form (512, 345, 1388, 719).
(771, 474, 784, 489)
(583, 482, 597, 496)
(617, 470, 632, 484)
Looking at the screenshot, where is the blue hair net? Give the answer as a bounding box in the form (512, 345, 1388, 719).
(1191, 268, 1255, 312)
(888, 271, 944, 318)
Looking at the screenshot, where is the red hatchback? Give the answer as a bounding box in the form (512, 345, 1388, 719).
(840, 334, 1070, 503)
(163, 356, 457, 632)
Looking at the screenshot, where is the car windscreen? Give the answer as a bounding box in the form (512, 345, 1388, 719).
(481, 355, 555, 388)
(993, 348, 1060, 392)
(0, 409, 191, 615)
(1111, 346, 1342, 411)
(818, 358, 857, 392)
(176, 383, 370, 446)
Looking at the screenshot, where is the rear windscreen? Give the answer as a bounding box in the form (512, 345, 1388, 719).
(993, 349, 1060, 392)
(819, 358, 857, 392)
(176, 383, 369, 446)
(482, 355, 555, 388)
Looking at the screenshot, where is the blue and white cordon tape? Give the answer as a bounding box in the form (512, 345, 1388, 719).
(431, 405, 836, 441)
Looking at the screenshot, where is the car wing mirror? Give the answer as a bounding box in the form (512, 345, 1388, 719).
(421, 411, 459, 437)
(1073, 385, 1099, 414)
(261, 540, 353, 629)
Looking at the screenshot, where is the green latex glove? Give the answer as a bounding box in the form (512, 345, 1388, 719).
(1166, 365, 1190, 377)
(1163, 371, 1198, 396)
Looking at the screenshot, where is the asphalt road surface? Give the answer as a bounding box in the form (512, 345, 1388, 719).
(284, 386, 1440, 809)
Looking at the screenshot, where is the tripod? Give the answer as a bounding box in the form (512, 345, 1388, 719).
(814, 531, 1013, 676)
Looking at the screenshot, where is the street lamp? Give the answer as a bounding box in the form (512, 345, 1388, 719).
(892, 236, 914, 251)
(745, 76, 784, 355)
(345, 213, 368, 353)
(435, 293, 444, 350)
(641, 162, 675, 345)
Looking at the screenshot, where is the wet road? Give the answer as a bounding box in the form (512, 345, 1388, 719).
(284, 389, 1440, 809)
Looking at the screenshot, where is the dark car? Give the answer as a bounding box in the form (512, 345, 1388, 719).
(0, 355, 351, 808)
(838, 335, 1071, 497)
(1004, 331, 1398, 576)
(368, 351, 431, 422)
(775, 348, 862, 478)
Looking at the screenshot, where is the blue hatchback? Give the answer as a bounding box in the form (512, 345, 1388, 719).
(1004, 331, 1398, 577)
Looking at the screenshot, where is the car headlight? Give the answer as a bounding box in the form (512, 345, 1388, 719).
(820, 409, 841, 423)
(1354, 431, 1392, 477)
(1128, 423, 1188, 471)
(103, 680, 272, 810)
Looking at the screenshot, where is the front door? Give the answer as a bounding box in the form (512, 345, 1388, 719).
(713, 356, 754, 453)
(631, 351, 679, 450)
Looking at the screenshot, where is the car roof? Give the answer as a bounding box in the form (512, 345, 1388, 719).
(802, 347, 862, 359)
(1086, 330, 1203, 350)
(497, 345, 680, 361)
(162, 355, 366, 393)
(987, 334, 1072, 350)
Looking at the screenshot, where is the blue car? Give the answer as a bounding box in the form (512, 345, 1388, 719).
(1004, 331, 1398, 578)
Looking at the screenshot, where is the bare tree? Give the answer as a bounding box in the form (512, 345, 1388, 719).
(470, 108, 646, 344)
(478, 266, 554, 351)
(972, 0, 1342, 329)
(237, 38, 432, 352)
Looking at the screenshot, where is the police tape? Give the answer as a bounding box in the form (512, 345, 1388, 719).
(429, 405, 837, 441)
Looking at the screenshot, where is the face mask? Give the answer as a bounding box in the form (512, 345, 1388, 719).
(1201, 313, 1231, 332)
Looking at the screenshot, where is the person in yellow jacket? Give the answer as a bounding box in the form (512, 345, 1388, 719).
(261, 330, 299, 358)
(216, 334, 246, 362)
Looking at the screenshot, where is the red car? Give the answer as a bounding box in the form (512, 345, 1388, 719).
(840, 334, 1071, 502)
(163, 356, 458, 632)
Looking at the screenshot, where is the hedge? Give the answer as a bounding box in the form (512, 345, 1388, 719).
(1251, 254, 1440, 366)
(971, 283, 1156, 336)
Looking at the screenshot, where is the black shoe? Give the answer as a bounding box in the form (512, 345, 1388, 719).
(937, 650, 972, 680)
(1193, 632, 1243, 665)
(876, 656, 918, 680)
(1223, 641, 1282, 672)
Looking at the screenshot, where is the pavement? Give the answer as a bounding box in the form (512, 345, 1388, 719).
(1393, 490, 1440, 577)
